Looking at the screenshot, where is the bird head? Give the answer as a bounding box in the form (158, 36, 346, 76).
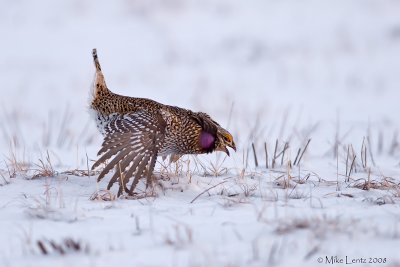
(215, 128, 236, 156)
(194, 112, 236, 156)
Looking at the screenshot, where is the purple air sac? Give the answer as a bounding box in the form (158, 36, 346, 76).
(200, 131, 215, 150)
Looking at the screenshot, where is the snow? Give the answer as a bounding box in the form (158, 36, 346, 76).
(1, 0, 400, 266)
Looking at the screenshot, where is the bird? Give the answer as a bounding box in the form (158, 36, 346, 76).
(89, 49, 236, 196)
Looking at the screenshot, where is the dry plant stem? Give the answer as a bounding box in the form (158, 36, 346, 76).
(288, 183, 298, 198)
(252, 142, 258, 167)
(272, 139, 278, 169)
(264, 142, 269, 168)
(361, 137, 367, 169)
(0, 172, 9, 185)
(336, 144, 339, 191)
(366, 168, 371, 190)
(226, 101, 235, 130)
(37, 240, 47, 255)
(389, 131, 398, 155)
(280, 142, 289, 166)
(293, 148, 301, 166)
(31, 150, 55, 179)
(5, 160, 16, 178)
(86, 153, 90, 179)
(190, 181, 227, 204)
(348, 154, 357, 182)
(351, 145, 357, 173)
(56, 105, 71, 148)
(275, 142, 288, 159)
(279, 108, 289, 138)
(117, 162, 125, 197)
(296, 139, 311, 166)
(36, 238, 87, 255)
(366, 136, 376, 166)
(285, 160, 292, 190)
(333, 113, 341, 159)
(345, 145, 350, 177)
(377, 131, 383, 155)
(245, 147, 249, 169)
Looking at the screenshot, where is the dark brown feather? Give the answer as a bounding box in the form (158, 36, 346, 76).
(93, 110, 166, 195)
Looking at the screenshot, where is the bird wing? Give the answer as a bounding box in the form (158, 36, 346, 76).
(92, 110, 166, 195)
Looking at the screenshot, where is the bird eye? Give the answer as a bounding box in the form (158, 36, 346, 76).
(223, 134, 232, 143)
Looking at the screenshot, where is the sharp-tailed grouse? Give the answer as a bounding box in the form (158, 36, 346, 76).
(90, 49, 236, 196)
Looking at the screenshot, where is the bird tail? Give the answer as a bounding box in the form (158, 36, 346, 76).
(91, 48, 109, 98)
(93, 48, 102, 72)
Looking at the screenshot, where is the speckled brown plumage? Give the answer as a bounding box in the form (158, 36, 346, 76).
(90, 49, 236, 195)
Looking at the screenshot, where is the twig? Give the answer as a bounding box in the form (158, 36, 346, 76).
(377, 131, 383, 155)
(348, 155, 356, 182)
(226, 101, 235, 129)
(389, 131, 398, 155)
(252, 143, 258, 167)
(245, 147, 249, 169)
(293, 148, 301, 166)
(37, 240, 48, 255)
(361, 137, 367, 169)
(345, 145, 350, 177)
(190, 181, 227, 204)
(86, 153, 90, 179)
(366, 136, 376, 166)
(280, 142, 289, 166)
(296, 139, 311, 166)
(272, 139, 278, 169)
(336, 143, 339, 191)
(264, 142, 269, 169)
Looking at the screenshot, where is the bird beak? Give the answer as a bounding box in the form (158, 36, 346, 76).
(216, 141, 236, 156)
(229, 141, 237, 152)
(225, 147, 230, 156)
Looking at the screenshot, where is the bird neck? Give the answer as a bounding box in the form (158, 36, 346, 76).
(199, 131, 216, 152)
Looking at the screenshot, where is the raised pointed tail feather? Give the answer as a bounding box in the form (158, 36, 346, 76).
(92, 48, 102, 71)
(91, 48, 108, 97)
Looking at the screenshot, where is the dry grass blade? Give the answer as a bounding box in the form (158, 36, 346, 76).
(37, 240, 48, 255)
(293, 148, 301, 166)
(207, 155, 228, 176)
(361, 137, 367, 169)
(272, 139, 278, 169)
(0, 172, 10, 185)
(190, 180, 227, 203)
(296, 139, 311, 166)
(345, 145, 350, 178)
(56, 105, 73, 148)
(350, 177, 400, 192)
(252, 142, 258, 167)
(280, 142, 289, 166)
(366, 136, 376, 166)
(4, 145, 29, 177)
(347, 154, 357, 182)
(389, 131, 398, 155)
(31, 151, 56, 179)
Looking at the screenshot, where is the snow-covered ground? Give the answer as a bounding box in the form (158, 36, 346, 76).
(1, 0, 400, 266)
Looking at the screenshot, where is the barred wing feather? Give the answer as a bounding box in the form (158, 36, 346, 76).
(92, 110, 166, 195)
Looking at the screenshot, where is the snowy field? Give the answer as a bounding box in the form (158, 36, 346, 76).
(1, 0, 400, 266)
